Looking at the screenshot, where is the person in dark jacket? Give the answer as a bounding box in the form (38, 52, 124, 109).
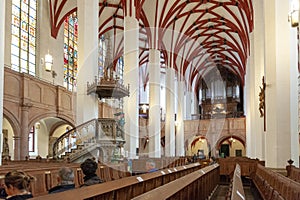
(48, 167, 75, 194)
(4, 170, 33, 200)
(80, 158, 103, 187)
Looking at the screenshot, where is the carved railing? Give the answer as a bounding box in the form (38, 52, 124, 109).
(53, 118, 125, 159)
(87, 76, 130, 99)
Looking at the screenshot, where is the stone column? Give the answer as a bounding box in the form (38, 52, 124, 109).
(13, 136, 21, 160)
(289, 0, 300, 167)
(262, 0, 298, 167)
(245, 0, 266, 160)
(191, 91, 199, 116)
(123, 10, 139, 158)
(165, 67, 175, 156)
(148, 49, 161, 158)
(0, 0, 5, 165)
(185, 91, 192, 120)
(176, 80, 185, 156)
(20, 104, 31, 160)
(76, 0, 99, 124)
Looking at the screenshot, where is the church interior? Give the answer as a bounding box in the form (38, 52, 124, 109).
(0, 0, 300, 199)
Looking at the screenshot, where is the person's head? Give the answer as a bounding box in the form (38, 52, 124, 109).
(57, 167, 74, 185)
(80, 158, 98, 176)
(145, 159, 156, 172)
(4, 170, 33, 196)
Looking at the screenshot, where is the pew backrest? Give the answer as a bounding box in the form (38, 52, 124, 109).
(132, 164, 220, 200)
(30, 163, 203, 200)
(231, 164, 245, 200)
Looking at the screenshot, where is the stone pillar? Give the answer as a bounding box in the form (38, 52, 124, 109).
(191, 91, 199, 116)
(20, 104, 31, 160)
(148, 49, 161, 158)
(176, 80, 185, 156)
(76, 0, 99, 124)
(0, 0, 5, 165)
(289, 0, 299, 167)
(263, 0, 297, 168)
(123, 12, 139, 158)
(165, 67, 175, 157)
(185, 91, 192, 120)
(13, 136, 21, 160)
(245, 0, 266, 160)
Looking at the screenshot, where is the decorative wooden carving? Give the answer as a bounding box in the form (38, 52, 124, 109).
(87, 35, 129, 99)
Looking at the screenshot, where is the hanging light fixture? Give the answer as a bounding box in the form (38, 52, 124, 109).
(229, 136, 236, 143)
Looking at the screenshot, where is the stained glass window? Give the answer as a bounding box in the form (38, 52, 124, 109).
(11, 0, 37, 76)
(116, 56, 124, 81)
(63, 12, 78, 92)
(98, 35, 106, 78)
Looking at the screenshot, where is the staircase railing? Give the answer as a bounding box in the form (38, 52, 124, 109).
(53, 119, 98, 158)
(52, 118, 125, 159)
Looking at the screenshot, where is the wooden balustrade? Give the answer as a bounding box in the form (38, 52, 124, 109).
(30, 162, 202, 200)
(131, 164, 219, 200)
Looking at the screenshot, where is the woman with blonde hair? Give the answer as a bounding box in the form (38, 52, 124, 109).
(4, 170, 33, 200)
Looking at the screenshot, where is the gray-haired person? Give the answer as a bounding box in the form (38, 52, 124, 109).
(48, 167, 75, 194)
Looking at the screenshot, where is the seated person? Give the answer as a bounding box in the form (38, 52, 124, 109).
(4, 170, 33, 200)
(145, 159, 158, 173)
(197, 150, 206, 159)
(80, 158, 103, 187)
(48, 167, 75, 194)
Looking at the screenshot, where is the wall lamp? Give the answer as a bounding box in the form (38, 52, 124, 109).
(288, 0, 299, 27)
(45, 53, 53, 72)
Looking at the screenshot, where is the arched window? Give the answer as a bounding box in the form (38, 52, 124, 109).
(11, 0, 37, 75)
(63, 12, 78, 91)
(116, 56, 124, 81)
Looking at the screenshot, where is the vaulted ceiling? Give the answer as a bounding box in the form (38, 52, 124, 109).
(50, 0, 253, 91)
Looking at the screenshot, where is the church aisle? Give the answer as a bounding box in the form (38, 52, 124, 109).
(210, 185, 256, 200)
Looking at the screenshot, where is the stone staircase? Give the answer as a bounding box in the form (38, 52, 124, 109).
(53, 118, 125, 163)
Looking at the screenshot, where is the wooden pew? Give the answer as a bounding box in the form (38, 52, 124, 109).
(219, 157, 263, 178)
(30, 162, 202, 200)
(229, 164, 246, 200)
(286, 165, 300, 183)
(252, 164, 300, 200)
(131, 164, 219, 200)
(0, 161, 130, 197)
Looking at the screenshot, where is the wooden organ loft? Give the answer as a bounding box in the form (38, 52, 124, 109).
(197, 66, 243, 119)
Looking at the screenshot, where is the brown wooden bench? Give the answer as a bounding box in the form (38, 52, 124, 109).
(0, 161, 130, 197)
(228, 164, 246, 200)
(252, 164, 300, 200)
(219, 157, 263, 177)
(131, 164, 219, 200)
(30, 162, 202, 199)
(286, 164, 300, 183)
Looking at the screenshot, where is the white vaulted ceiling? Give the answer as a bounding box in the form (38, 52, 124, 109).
(50, 0, 253, 91)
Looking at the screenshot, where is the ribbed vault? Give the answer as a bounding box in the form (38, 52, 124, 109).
(50, 0, 253, 91)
